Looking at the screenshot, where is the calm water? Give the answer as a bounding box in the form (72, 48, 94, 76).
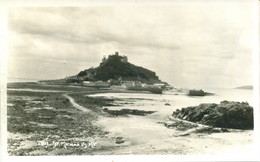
(88, 88, 254, 155)
(88, 88, 253, 117)
(7, 78, 40, 83)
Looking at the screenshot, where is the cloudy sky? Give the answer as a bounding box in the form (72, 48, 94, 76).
(8, 2, 255, 89)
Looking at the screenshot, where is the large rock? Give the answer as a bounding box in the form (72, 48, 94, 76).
(172, 101, 253, 129)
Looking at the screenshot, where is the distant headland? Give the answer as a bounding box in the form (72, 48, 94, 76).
(235, 85, 253, 90)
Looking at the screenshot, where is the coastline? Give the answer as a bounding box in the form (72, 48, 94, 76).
(7, 82, 113, 155)
(7, 82, 163, 155)
(6, 82, 254, 155)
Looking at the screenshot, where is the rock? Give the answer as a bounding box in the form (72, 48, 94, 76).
(165, 103, 171, 106)
(115, 137, 125, 144)
(188, 89, 207, 96)
(103, 108, 156, 116)
(161, 120, 198, 131)
(188, 89, 214, 96)
(172, 101, 253, 130)
(220, 128, 229, 132)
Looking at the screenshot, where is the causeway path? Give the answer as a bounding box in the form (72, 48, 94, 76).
(62, 93, 90, 112)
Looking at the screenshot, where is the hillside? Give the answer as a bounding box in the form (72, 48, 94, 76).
(74, 52, 164, 85)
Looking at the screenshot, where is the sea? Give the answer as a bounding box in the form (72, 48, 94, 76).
(7, 78, 40, 83)
(88, 88, 253, 116)
(88, 88, 255, 155)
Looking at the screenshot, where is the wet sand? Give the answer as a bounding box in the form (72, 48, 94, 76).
(7, 83, 111, 155)
(7, 82, 253, 155)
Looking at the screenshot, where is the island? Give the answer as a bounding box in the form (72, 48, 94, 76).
(39, 52, 172, 94)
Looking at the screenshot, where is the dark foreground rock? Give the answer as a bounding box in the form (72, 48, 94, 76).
(158, 120, 198, 131)
(103, 108, 156, 116)
(115, 137, 125, 144)
(172, 101, 253, 129)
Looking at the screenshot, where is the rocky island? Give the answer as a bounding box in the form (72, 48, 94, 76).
(40, 52, 171, 94)
(188, 89, 212, 96)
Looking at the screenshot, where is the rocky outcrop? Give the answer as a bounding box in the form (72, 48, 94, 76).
(76, 52, 162, 84)
(172, 101, 253, 130)
(40, 52, 170, 86)
(188, 89, 213, 96)
(103, 108, 156, 116)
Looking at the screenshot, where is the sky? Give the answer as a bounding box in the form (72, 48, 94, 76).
(7, 2, 255, 89)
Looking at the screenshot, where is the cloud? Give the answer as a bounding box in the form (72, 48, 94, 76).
(7, 4, 254, 88)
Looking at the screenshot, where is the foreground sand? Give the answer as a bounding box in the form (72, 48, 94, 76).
(7, 83, 115, 155)
(7, 82, 253, 155)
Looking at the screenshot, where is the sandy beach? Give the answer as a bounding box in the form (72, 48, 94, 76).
(7, 82, 253, 156)
(7, 83, 111, 155)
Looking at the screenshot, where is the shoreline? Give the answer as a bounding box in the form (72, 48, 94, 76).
(6, 82, 254, 155)
(7, 83, 113, 155)
(6, 82, 162, 155)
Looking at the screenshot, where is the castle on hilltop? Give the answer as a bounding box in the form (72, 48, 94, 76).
(102, 51, 128, 64)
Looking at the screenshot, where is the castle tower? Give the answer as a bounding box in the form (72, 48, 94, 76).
(121, 55, 128, 63)
(102, 55, 107, 63)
